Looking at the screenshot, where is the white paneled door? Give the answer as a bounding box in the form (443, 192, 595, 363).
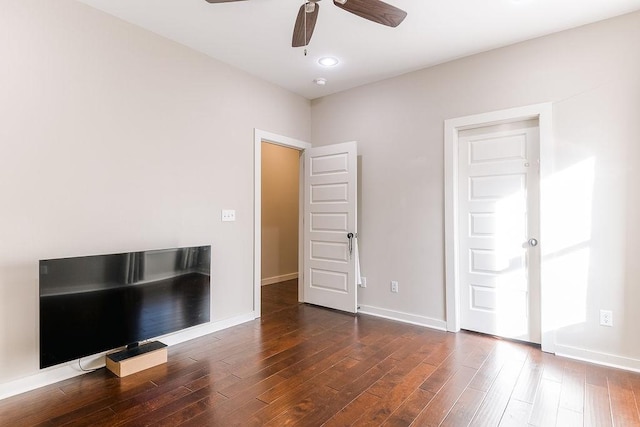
(458, 120, 541, 343)
(303, 141, 358, 313)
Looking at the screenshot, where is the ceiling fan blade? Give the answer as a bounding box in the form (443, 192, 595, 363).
(204, 0, 247, 3)
(333, 0, 406, 27)
(292, 2, 320, 47)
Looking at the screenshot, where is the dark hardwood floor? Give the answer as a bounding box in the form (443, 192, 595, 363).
(2, 280, 640, 426)
(261, 279, 300, 316)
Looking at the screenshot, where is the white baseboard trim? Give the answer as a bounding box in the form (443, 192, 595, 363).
(261, 272, 298, 286)
(554, 343, 640, 373)
(358, 305, 447, 332)
(0, 311, 256, 401)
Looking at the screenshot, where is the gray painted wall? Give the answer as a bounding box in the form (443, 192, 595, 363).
(0, 0, 310, 388)
(312, 11, 640, 368)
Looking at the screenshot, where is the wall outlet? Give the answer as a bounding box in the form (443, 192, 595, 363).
(391, 280, 399, 293)
(221, 209, 236, 222)
(600, 309, 613, 327)
(359, 277, 367, 288)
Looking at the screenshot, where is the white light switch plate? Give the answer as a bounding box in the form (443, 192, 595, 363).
(221, 209, 236, 222)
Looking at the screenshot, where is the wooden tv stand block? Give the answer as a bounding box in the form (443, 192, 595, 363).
(106, 341, 167, 377)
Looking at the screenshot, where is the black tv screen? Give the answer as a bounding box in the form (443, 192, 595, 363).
(39, 246, 211, 369)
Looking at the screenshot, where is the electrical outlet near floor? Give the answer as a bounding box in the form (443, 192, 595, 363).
(391, 281, 399, 293)
(600, 309, 613, 327)
(359, 277, 367, 288)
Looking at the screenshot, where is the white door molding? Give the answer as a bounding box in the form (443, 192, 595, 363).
(444, 103, 555, 353)
(254, 129, 311, 318)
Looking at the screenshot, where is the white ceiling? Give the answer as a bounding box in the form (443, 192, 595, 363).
(76, 0, 640, 100)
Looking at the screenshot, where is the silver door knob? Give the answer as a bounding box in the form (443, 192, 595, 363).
(528, 238, 538, 247)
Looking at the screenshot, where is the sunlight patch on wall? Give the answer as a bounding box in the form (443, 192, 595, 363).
(541, 157, 595, 331)
(542, 158, 595, 254)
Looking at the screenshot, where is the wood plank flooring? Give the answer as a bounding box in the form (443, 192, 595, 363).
(2, 280, 640, 426)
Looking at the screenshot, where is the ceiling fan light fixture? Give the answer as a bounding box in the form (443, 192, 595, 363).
(318, 56, 339, 67)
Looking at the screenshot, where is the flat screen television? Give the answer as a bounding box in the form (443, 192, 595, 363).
(39, 245, 211, 369)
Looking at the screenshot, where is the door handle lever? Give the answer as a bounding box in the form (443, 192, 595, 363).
(347, 233, 354, 258)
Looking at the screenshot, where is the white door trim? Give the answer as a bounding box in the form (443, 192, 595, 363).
(254, 129, 311, 318)
(444, 103, 555, 353)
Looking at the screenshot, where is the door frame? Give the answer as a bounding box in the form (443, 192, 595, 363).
(254, 129, 311, 318)
(444, 103, 555, 353)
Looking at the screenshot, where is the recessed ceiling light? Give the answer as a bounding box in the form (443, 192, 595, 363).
(318, 57, 339, 67)
(313, 78, 327, 86)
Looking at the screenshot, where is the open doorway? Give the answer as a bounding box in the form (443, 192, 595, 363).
(253, 130, 310, 318)
(254, 130, 358, 316)
(260, 142, 301, 315)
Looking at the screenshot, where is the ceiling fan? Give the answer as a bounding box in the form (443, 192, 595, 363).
(204, 0, 407, 48)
